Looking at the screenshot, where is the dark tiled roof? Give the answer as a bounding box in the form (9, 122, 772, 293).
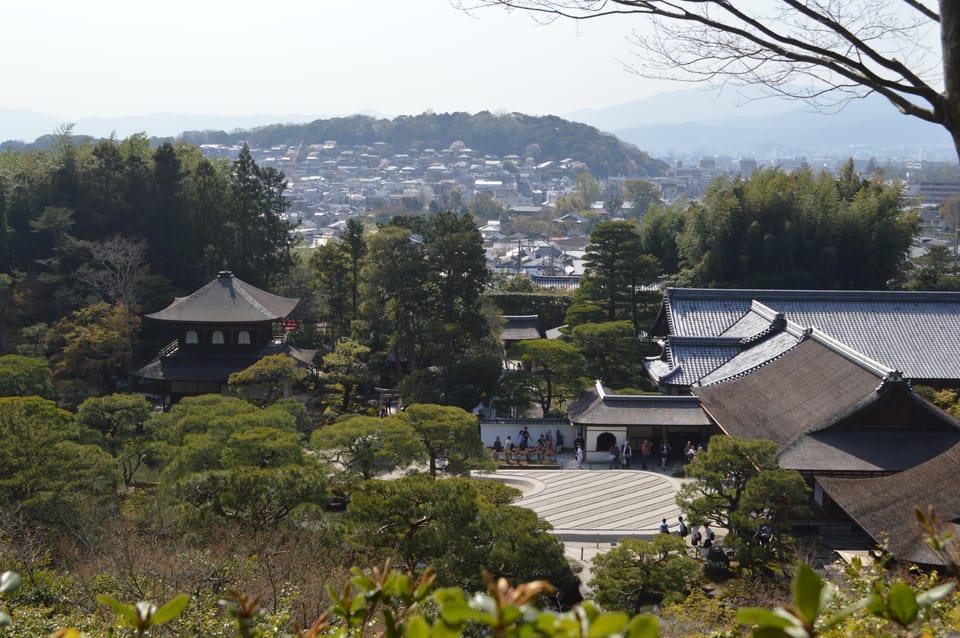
(568, 382, 712, 427)
(818, 442, 960, 565)
(661, 288, 960, 381)
(720, 306, 778, 338)
(132, 357, 259, 382)
(146, 271, 300, 323)
(131, 343, 317, 382)
(501, 315, 544, 341)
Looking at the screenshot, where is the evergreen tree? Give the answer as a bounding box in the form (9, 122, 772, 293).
(225, 144, 294, 287)
(580, 220, 660, 334)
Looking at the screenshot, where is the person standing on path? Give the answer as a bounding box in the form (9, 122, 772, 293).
(492, 436, 503, 461)
(621, 441, 632, 468)
(575, 445, 584, 469)
(640, 439, 652, 470)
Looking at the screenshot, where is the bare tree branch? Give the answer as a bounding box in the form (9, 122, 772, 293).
(454, 0, 959, 156)
(74, 236, 151, 309)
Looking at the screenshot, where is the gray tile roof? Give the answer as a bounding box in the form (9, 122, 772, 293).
(720, 308, 777, 338)
(568, 382, 712, 428)
(697, 331, 801, 386)
(662, 288, 960, 381)
(132, 343, 316, 382)
(647, 337, 741, 386)
(501, 315, 544, 341)
(146, 271, 300, 324)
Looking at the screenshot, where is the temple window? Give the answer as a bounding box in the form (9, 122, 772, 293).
(212, 330, 225, 345)
(185, 330, 199, 344)
(238, 330, 251, 345)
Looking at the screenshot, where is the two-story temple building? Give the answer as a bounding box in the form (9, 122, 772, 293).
(130, 270, 315, 406)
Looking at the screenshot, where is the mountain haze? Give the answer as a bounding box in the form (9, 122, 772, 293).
(568, 88, 956, 160)
(3, 87, 956, 165)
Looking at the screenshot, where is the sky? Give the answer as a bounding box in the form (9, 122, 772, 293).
(2, 0, 676, 122)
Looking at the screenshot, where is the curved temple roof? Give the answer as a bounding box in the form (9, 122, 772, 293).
(146, 271, 300, 323)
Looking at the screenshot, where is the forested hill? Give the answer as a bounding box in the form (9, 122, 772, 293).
(175, 111, 668, 178)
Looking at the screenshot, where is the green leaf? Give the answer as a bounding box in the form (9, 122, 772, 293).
(737, 607, 795, 629)
(0, 571, 20, 594)
(405, 615, 430, 638)
(437, 596, 471, 625)
(866, 589, 886, 617)
(149, 594, 188, 625)
(791, 564, 825, 624)
(97, 594, 139, 625)
(431, 619, 464, 638)
(887, 582, 919, 627)
(0, 611, 10, 626)
(350, 570, 376, 593)
(916, 582, 955, 607)
(753, 627, 801, 638)
(821, 595, 871, 629)
(587, 612, 629, 637)
(624, 613, 659, 638)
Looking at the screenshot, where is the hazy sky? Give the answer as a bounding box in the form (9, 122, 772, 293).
(2, 0, 676, 120)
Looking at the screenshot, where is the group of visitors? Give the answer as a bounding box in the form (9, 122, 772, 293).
(606, 440, 634, 468)
(684, 440, 704, 463)
(491, 429, 559, 464)
(659, 515, 716, 549)
(489, 433, 706, 470)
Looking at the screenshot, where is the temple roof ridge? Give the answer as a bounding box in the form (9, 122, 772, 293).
(146, 271, 300, 323)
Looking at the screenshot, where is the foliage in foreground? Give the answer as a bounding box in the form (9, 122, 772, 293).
(3, 555, 958, 638)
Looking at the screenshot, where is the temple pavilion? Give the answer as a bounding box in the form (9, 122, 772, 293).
(130, 270, 316, 406)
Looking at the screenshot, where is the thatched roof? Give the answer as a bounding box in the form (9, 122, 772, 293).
(693, 332, 960, 473)
(146, 271, 300, 324)
(693, 336, 887, 449)
(818, 442, 960, 566)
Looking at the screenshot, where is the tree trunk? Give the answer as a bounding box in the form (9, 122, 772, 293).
(942, 0, 960, 161)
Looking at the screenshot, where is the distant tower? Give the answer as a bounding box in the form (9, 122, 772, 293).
(738, 158, 758, 176)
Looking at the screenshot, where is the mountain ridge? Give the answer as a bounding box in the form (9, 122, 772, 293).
(2, 87, 955, 162)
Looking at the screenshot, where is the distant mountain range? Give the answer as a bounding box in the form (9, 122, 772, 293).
(1, 87, 955, 162)
(568, 88, 957, 161)
(0, 110, 380, 144)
